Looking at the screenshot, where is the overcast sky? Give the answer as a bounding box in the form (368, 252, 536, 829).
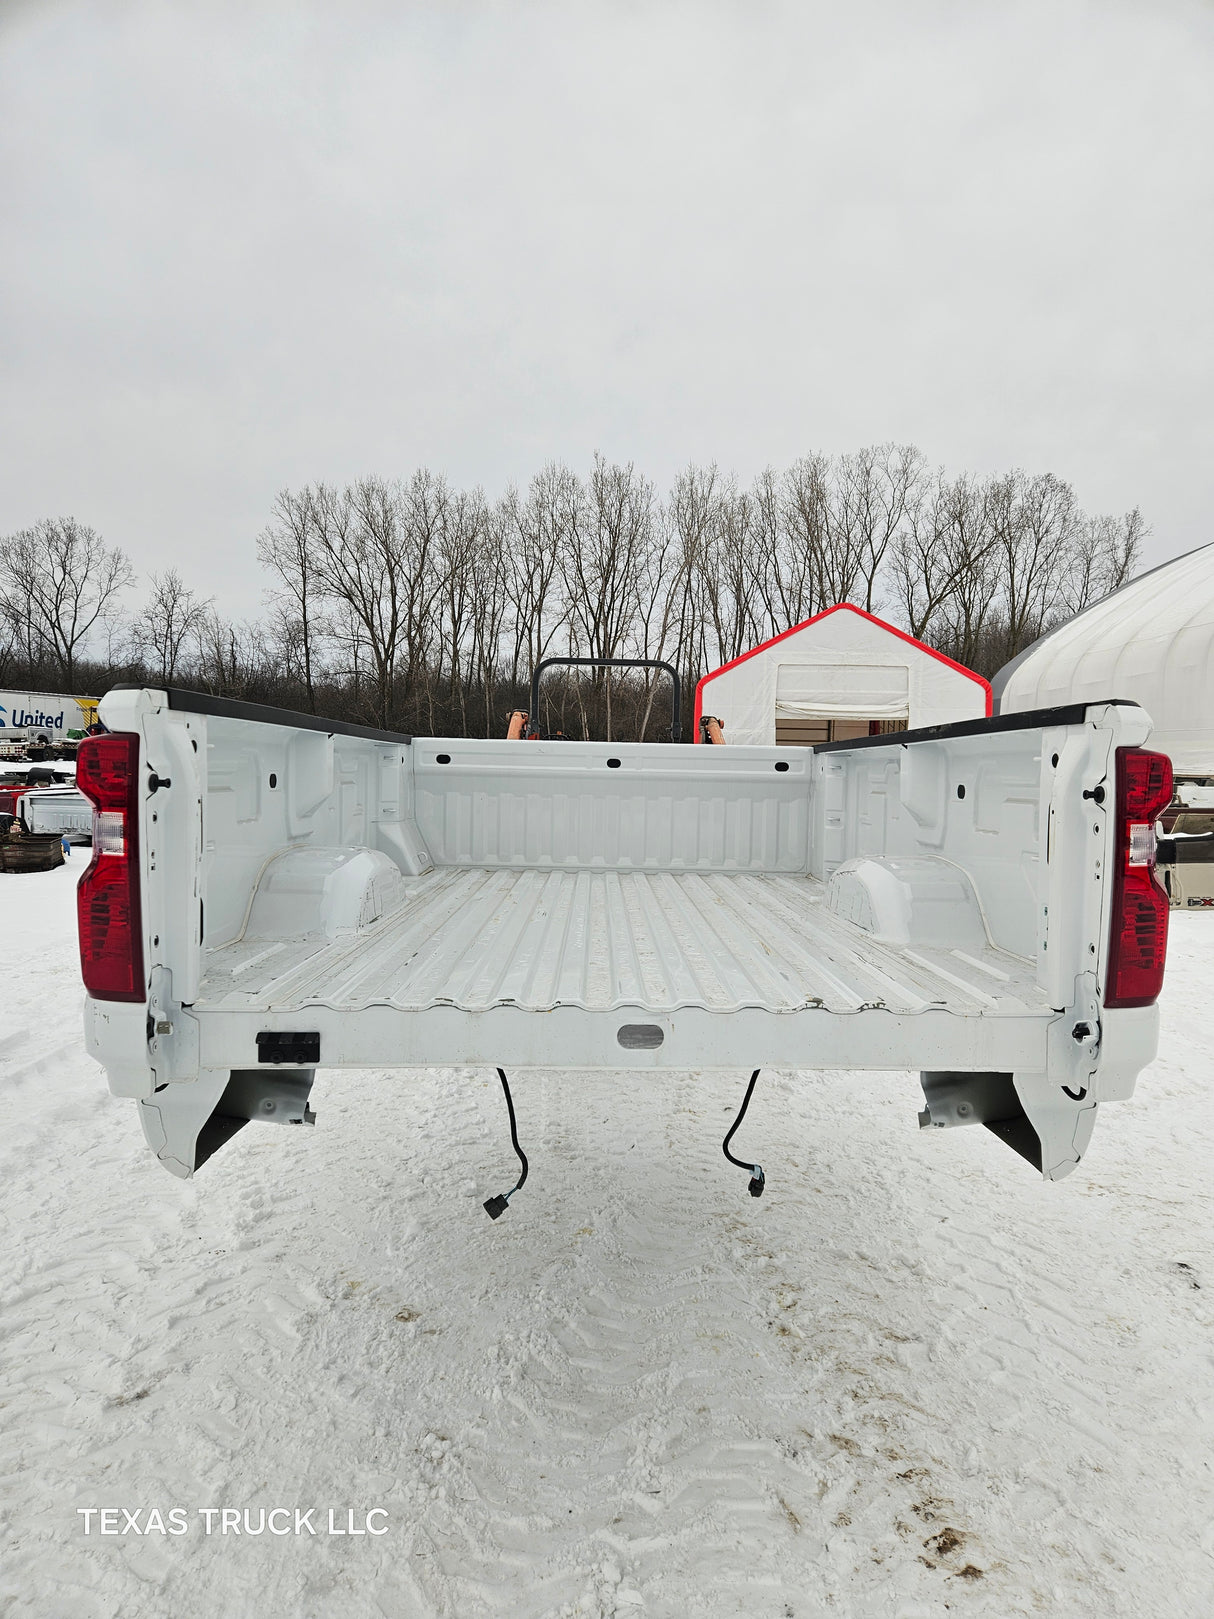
(1, 0, 1211, 620)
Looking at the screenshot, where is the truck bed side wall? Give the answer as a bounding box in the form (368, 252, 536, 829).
(810, 704, 1151, 1004)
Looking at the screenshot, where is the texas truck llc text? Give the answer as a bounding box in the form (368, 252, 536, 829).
(76, 1508, 389, 1536)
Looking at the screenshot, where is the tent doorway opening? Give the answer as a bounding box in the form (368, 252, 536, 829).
(774, 716, 908, 746)
(772, 660, 910, 746)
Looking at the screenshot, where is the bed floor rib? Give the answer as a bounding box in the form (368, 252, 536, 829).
(195, 867, 1046, 1019)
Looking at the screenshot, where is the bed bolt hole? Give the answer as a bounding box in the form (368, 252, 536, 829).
(607, 758, 621, 768)
(775, 761, 789, 772)
(436, 754, 451, 764)
(268, 773, 277, 788)
(956, 784, 966, 799)
(1051, 753, 1059, 767)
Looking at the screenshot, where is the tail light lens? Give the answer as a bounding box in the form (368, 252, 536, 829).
(1105, 747, 1173, 1009)
(76, 733, 145, 1002)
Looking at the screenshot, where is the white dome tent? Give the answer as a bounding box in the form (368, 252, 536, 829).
(994, 543, 1214, 780)
(694, 604, 991, 746)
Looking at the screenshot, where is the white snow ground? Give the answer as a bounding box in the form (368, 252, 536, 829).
(1, 859, 1212, 1619)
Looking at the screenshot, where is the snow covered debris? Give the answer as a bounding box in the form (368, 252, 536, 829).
(2, 861, 1213, 1616)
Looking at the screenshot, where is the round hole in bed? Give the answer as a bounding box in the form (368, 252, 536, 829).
(436, 754, 451, 764)
(607, 758, 621, 768)
(775, 761, 789, 772)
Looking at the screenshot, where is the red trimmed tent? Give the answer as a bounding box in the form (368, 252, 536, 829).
(694, 604, 991, 745)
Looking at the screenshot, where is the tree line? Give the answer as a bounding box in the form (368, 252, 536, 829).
(0, 446, 1144, 740)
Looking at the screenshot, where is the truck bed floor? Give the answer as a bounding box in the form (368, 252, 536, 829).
(195, 867, 1047, 1018)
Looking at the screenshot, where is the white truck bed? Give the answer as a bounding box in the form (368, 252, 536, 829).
(81, 685, 1167, 1184)
(18, 785, 93, 843)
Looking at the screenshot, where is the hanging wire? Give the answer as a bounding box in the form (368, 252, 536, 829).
(722, 1069, 765, 1196)
(483, 1067, 529, 1218)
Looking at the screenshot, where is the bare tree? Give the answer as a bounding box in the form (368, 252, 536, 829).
(434, 486, 488, 735)
(986, 471, 1078, 661)
(775, 457, 831, 624)
(193, 611, 275, 697)
(258, 487, 322, 711)
(499, 464, 576, 689)
(263, 601, 314, 697)
(890, 475, 958, 640)
(1061, 507, 1146, 617)
(939, 475, 1004, 667)
(839, 443, 925, 612)
(399, 469, 453, 724)
(631, 501, 687, 739)
(309, 479, 409, 730)
(556, 456, 657, 737)
(470, 502, 512, 734)
(666, 462, 725, 704)
(137, 569, 212, 686)
(0, 517, 133, 689)
(0, 594, 21, 684)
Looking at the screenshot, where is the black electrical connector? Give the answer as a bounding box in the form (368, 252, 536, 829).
(722, 1069, 765, 1197)
(483, 1068, 529, 1220)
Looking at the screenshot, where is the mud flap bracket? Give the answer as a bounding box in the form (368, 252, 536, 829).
(140, 1068, 317, 1178)
(918, 1069, 1097, 1180)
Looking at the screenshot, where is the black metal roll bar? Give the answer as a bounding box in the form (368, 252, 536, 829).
(527, 657, 682, 742)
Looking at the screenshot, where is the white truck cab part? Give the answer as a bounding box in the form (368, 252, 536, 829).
(77, 686, 1170, 1186)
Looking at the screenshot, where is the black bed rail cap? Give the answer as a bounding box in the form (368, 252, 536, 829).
(812, 698, 1142, 754)
(107, 685, 413, 745)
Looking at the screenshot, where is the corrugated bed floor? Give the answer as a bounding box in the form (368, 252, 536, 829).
(195, 867, 1047, 1017)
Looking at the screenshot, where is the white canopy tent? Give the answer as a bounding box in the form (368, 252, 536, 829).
(994, 543, 1214, 778)
(694, 605, 991, 745)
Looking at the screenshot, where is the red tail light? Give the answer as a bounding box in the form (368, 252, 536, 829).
(1105, 747, 1173, 1009)
(76, 733, 145, 1002)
